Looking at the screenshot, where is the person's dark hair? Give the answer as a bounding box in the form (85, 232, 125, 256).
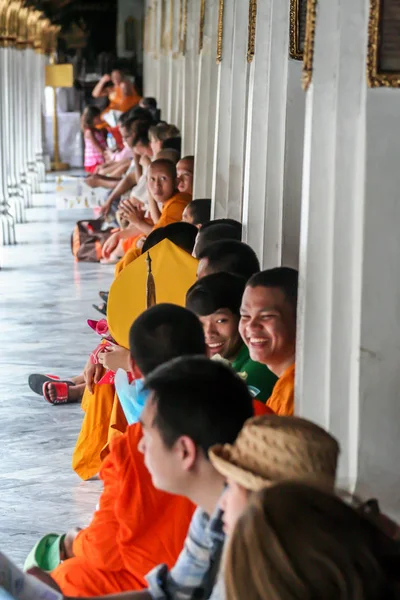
(162, 136, 182, 156)
(132, 122, 151, 147)
(141, 97, 157, 109)
(186, 272, 246, 318)
(142, 222, 198, 255)
(225, 481, 400, 600)
(200, 218, 242, 237)
(186, 199, 211, 226)
(194, 224, 242, 258)
(247, 267, 299, 318)
(81, 105, 101, 131)
(129, 304, 206, 375)
(144, 356, 254, 456)
(149, 158, 177, 180)
(198, 240, 260, 281)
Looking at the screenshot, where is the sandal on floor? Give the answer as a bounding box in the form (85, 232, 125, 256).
(98, 290, 109, 302)
(42, 381, 70, 405)
(92, 302, 107, 316)
(28, 374, 75, 396)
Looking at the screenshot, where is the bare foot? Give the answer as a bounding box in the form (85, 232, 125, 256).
(46, 382, 85, 404)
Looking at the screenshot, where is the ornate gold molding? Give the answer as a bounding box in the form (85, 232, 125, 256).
(1, 0, 21, 48)
(302, 0, 317, 90)
(199, 0, 205, 53)
(247, 0, 257, 63)
(46, 24, 61, 56)
(367, 0, 400, 87)
(179, 0, 187, 55)
(27, 10, 43, 50)
(289, 0, 303, 60)
(0, 1, 8, 47)
(16, 5, 29, 49)
(216, 0, 224, 64)
(35, 17, 51, 54)
(169, 0, 174, 52)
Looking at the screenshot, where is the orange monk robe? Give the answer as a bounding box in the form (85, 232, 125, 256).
(115, 247, 142, 278)
(155, 192, 191, 228)
(55, 423, 195, 597)
(266, 363, 295, 416)
(72, 380, 117, 481)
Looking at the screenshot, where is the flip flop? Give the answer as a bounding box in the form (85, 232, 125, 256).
(28, 374, 75, 396)
(42, 381, 70, 405)
(92, 302, 107, 316)
(98, 291, 109, 302)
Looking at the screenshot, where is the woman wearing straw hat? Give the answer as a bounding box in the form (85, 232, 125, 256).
(224, 481, 400, 600)
(209, 414, 340, 536)
(239, 267, 298, 416)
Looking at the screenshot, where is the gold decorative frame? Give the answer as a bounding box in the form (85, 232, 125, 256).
(199, 0, 205, 53)
(302, 0, 317, 90)
(247, 0, 257, 63)
(179, 0, 187, 55)
(367, 0, 400, 87)
(289, 0, 306, 60)
(216, 0, 224, 63)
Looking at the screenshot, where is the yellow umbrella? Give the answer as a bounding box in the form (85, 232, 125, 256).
(107, 239, 198, 348)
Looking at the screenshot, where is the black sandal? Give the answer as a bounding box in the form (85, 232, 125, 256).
(92, 302, 107, 316)
(98, 290, 109, 302)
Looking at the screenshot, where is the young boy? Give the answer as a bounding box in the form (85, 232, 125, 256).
(182, 198, 211, 228)
(176, 155, 194, 195)
(45, 305, 206, 597)
(239, 267, 298, 415)
(196, 239, 260, 281)
(186, 272, 277, 402)
(120, 159, 192, 235)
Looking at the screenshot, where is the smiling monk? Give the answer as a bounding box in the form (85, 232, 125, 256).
(239, 267, 298, 416)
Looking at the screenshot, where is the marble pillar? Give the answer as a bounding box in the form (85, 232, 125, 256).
(4, 44, 25, 224)
(193, 0, 219, 199)
(296, 0, 369, 494)
(211, 0, 249, 221)
(166, 0, 181, 125)
(0, 43, 16, 245)
(181, 0, 200, 156)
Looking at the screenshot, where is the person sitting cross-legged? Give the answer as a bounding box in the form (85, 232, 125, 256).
(42, 305, 206, 597)
(240, 267, 298, 415)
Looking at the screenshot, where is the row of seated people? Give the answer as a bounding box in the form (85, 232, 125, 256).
(25, 90, 400, 600)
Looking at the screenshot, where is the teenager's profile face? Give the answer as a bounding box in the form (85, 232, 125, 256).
(198, 309, 242, 360)
(134, 141, 152, 156)
(139, 395, 192, 495)
(177, 159, 194, 195)
(239, 286, 296, 374)
(196, 257, 211, 279)
(148, 164, 175, 204)
(220, 479, 249, 535)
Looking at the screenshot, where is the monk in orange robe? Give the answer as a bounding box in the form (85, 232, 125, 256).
(55, 305, 208, 595)
(239, 267, 298, 416)
(92, 71, 141, 129)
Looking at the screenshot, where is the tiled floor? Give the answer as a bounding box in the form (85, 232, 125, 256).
(0, 178, 114, 566)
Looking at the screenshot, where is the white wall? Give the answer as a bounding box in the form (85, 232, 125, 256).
(282, 60, 304, 269)
(357, 88, 400, 517)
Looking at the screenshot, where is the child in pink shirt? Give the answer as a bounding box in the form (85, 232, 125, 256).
(82, 106, 107, 173)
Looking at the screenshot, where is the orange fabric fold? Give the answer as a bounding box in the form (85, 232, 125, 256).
(266, 363, 295, 416)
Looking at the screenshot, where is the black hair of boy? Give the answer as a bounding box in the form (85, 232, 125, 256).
(144, 356, 254, 455)
(198, 240, 260, 281)
(129, 304, 206, 376)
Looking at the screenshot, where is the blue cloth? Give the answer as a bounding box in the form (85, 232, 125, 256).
(114, 369, 149, 425)
(146, 504, 225, 600)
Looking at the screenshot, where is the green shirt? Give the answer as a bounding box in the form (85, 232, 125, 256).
(231, 344, 277, 403)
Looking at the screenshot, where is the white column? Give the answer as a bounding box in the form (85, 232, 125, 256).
(296, 0, 368, 492)
(181, 0, 200, 156)
(242, 0, 290, 268)
(5, 43, 25, 223)
(166, 0, 180, 124)
(211, 0, 249, 221)
(0, 44, 16, 245)
(25, 46, 40, 192)
(16, 46, 33, 208)
(34, 49, 46, 184)
(193, 0, 219, 199)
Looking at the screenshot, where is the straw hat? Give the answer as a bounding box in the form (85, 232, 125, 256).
(209, 415, 339, 492)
